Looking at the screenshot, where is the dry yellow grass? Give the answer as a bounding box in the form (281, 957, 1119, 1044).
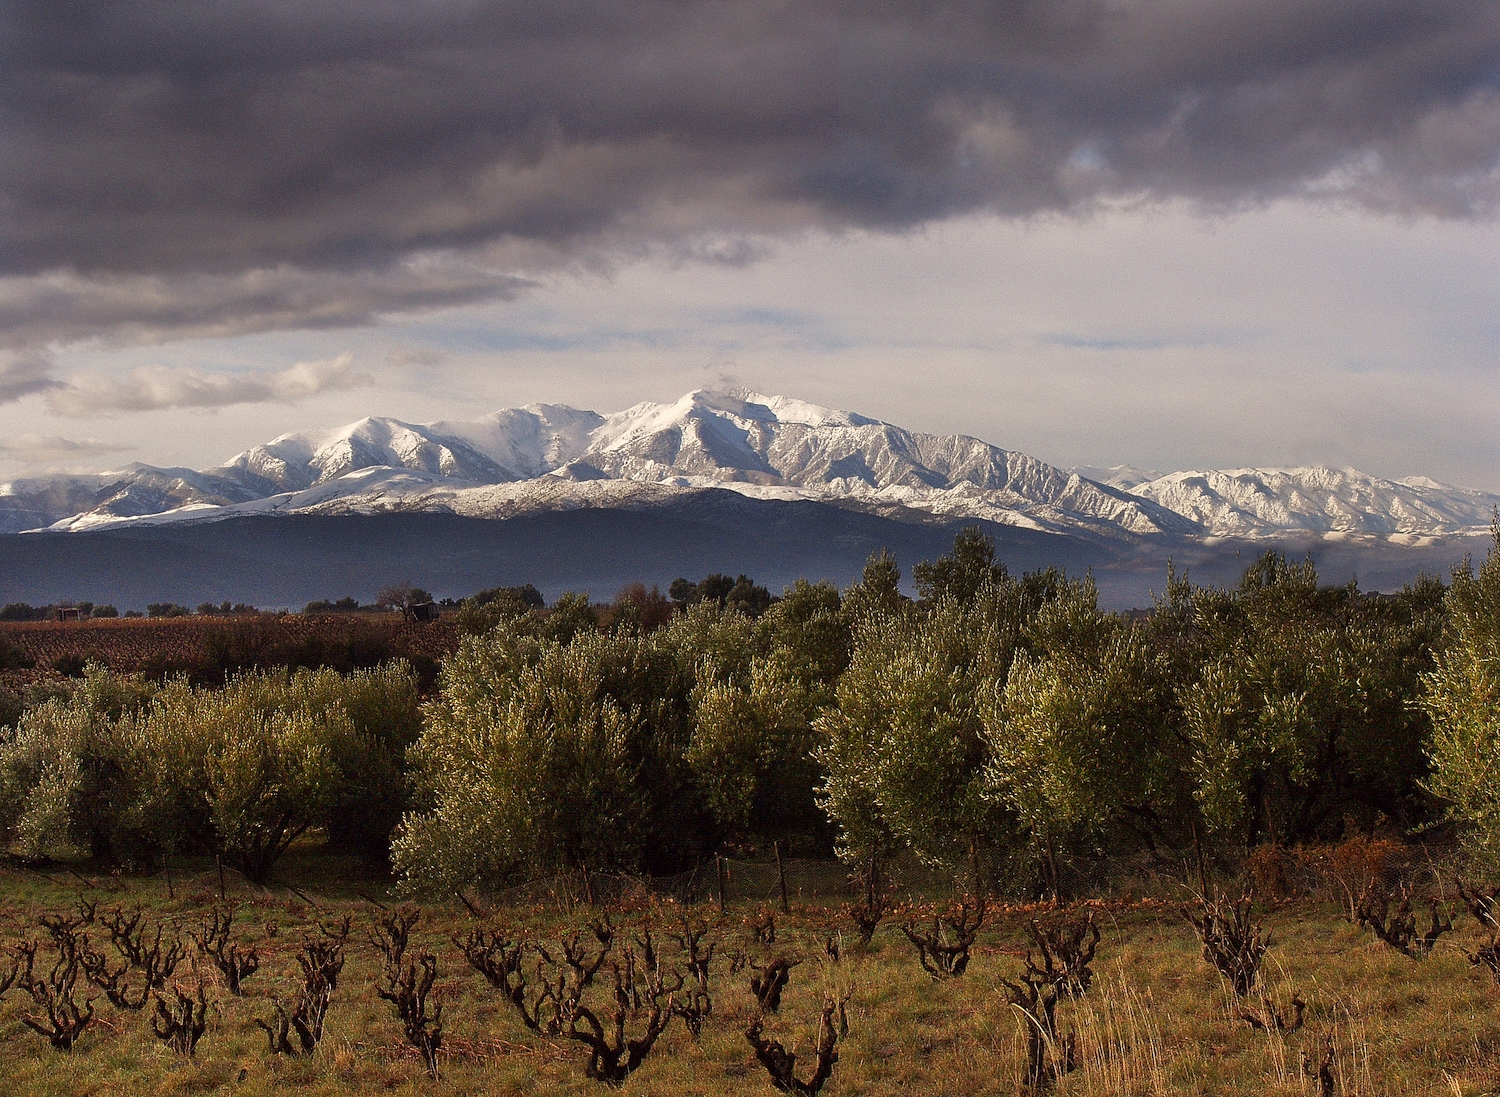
(0, 860, 1495, 1096)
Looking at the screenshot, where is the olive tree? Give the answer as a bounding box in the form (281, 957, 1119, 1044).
(817, 595, 1016, 868)
(284, 663, 422, 863)
(1423, 528, 1500, 859)
(686, 646, 829, 841)
(0, 665, 158, 863)
(984, 579, 1178, 887)
(130, 673, 344, 881)
(0, 663, 407, 880)
(201, 707, 341, 881)
(677, 581, 851, 843)
(842, 549, 905, 624)
(912, 526, 1008, 606)
(393, 626, 650, 892)
(817, 527, 1086, 874)
(1173, 553, 1442, 843)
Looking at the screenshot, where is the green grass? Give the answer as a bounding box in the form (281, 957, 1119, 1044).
(0, 857, 1495, 1096)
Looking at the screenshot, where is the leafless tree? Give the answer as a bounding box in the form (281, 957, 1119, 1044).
(562, 951, 677, 1084)
(1181, 888, 1269, 995)
(1021, 909, 1101, 998)
(750, 956, 799, 1013)
(745, 992, 852, 1096)
(1356, 884, 1453, 960)
(1002, 962, 1074, 1091)
(901, 896, 986, 979)
(1238, 992, 1305, 1033)
(376, 581, 431, 623)
(256, 917, 348, 1056)
(14, 938, 94, 1051)
(373, 908, 444, 1077)
(1303, 1034, 1336, 1097)
(193, 907, 259, 995)
(151, 981, 209, 1056)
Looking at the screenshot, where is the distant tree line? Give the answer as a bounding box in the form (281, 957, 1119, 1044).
(1, 574, 771, 629)
(194, 601, 259, 617)
(0, 600, 253, 620)
(1, 602, 121, 621)
(668, 573, 774, 616)
(1, 524, 1497, 897)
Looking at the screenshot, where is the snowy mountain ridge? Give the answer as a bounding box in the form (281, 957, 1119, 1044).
(2, 389, 1496, 543)
(1126, 466, 1499, 540)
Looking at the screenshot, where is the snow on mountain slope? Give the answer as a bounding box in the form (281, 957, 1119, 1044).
(1072, 465, 1163, 490)
(0, 465, 282, 535)
(563, 390, 1193, 536)
(431, 404, 604, 478)
(215, 416, 519, 490)
(46, 465, 468, 532)
(5, 389, 1497, 543)
(1128, 466, 1500, 539)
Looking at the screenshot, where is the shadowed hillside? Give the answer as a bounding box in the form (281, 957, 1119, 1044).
(0, 492, 1477, 610)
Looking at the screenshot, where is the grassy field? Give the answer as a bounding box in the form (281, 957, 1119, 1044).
(0, 852, 1493, 1097)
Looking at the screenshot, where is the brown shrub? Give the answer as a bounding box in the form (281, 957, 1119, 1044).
(1245, 844, 1298, 902)
(1324, 837, 1411, 920)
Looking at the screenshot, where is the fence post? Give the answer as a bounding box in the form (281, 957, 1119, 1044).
(775, 841, 790, 914)
(716, 855, 727, 914)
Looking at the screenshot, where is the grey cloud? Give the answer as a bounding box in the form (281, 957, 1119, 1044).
(0, 350, 60, 402)
(0, 434, 131, 463)
(0, 263, 532, 350)
(0, 0, 1496, 343)
(385, 347, 447, 367)
(48, 352, 372, 416)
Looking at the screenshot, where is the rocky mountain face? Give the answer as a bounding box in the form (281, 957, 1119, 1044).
(3, 389, 1497, 543)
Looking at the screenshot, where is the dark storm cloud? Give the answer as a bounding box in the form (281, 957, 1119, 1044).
(1, 0, 1496, 349)
(0, 263, 533, 348)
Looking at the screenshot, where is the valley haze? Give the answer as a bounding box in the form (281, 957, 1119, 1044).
(1, 391, 1491, 610)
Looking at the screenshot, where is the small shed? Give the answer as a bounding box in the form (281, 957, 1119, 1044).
(56, 607, 81, 622)
(409, 602, 440, 623)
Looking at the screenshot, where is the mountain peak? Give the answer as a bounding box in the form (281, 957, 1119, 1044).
(1, 390, 1496, 542)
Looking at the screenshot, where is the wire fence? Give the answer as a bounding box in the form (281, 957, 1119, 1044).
(474, 836, 1469, 915)
(479, 853, 957, 912)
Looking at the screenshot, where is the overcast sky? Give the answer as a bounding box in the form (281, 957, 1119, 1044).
(1, 1, 1497, 488)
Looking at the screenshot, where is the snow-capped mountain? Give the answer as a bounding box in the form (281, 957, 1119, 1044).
(1130, 467, 1499, 540)
(3, 389, 1497, 543)
(218, 403, 606, 491)
(541, 391, 1190, 537)
(0, 464, 282, 534)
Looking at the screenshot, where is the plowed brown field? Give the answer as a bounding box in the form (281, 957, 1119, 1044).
(0, 613, 461, 689)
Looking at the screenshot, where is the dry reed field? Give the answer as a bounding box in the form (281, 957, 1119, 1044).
(0, 851, 1495, 1097)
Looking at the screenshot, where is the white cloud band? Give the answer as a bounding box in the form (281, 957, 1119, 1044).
(47, 352, 372, 416)
(0, 434, 131, 464)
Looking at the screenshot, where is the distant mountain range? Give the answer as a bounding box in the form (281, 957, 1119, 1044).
(4, 389, 1496, 542)
(0, 390, 1492, 609)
